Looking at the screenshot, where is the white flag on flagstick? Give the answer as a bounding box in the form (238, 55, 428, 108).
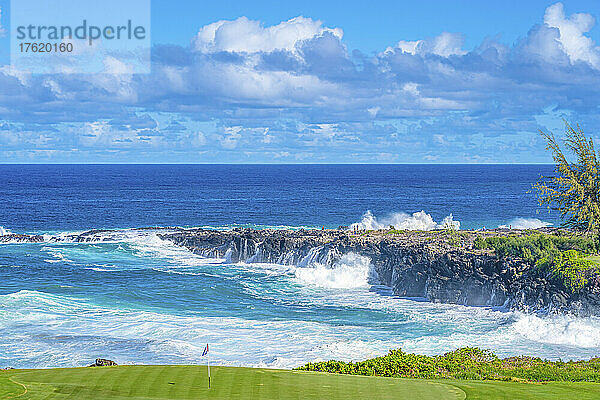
(202, 344, 211, 388)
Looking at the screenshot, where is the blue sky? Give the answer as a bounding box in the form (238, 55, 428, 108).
(1, 0, 600, 163)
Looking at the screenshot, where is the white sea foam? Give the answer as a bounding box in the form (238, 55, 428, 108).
(351, 210, 460, 231)
(125, 233, 225, 268)
(6, 226, 600, 370)
(3, 289, 600, 370)
(511, 313, 600, 348)
(0, 290, 383, 368)
(187, 224, 318, 231)
(42, 230, 87, 242)
(294, 253, 376, 289)
(85, 267, 115, 272)
(0, 226, 11, 236)
(41, 247, 73, 263)
(39, 231, 223, 271)
(498, 217, 553, 230)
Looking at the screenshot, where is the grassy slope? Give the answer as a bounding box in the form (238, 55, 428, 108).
(0, 365, 462, 400)
(2, 365, 600, 399)
(447, 380, 600, 400)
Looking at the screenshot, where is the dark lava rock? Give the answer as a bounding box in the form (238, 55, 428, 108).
(89, 358, 118, 367)
(0, 233, 44, 243)
(158, 227, 600, 317)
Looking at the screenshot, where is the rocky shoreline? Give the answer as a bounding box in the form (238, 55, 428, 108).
(157, 227, 600, 317)
(3, 226, 600, 316)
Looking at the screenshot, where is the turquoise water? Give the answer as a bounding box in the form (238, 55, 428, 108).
(1, 165, 599, 369)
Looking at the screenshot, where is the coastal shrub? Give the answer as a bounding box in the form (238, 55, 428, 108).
(551, 250, 596, 290)
(296, 347, 600, 382)
(444, 224, 461, 247)
(384, 229, 406, 235)
(473, 233, 600, 291)
(533, 122, 600, 235)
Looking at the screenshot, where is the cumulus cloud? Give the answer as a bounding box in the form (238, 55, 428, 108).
(193, 16, 343, 54)
(544, 2, 600, 68)
(390, 32, 467, 57)
(2, 2, 600, 163)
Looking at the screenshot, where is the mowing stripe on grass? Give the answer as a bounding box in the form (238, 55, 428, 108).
(2, 365, 462, 399)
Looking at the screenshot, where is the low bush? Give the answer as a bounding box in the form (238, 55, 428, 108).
(296, 347, 600, 382)
(473, 233, 600, 291)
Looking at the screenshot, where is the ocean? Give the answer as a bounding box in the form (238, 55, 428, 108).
(2, 164, 600, 369)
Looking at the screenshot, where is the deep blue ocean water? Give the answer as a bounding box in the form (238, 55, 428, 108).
(2, 164, 600, 370)
(0, 164, 557, 231)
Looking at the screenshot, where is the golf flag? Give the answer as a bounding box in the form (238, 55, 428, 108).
(203, 344, 211, 388)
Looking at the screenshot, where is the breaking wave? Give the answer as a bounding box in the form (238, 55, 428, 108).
(0, 226, 11, 236)
(3, 289, 600, 370)
(5, 225, 600, 370)
(350, 210, 460, 231)
(498, 217, 553, 230)
(511, 313, 600, 348)
(294, 253, 376, 289)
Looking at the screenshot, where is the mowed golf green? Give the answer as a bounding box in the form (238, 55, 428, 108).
(0, 366, 461, 399)
(1, 365, 600, 399)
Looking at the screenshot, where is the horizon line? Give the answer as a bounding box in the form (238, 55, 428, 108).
(0, 162, 556, 166)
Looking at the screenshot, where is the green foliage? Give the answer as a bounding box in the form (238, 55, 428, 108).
(533, 121, 600, 234)
(444, 221, 461, 247)
(384, 229, 406, 235)
(551, 250, 597, 290)
(296, 347, 600, 383)
(473, 233, 599, 291)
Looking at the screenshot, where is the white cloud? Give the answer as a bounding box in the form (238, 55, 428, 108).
(80, 121, 110, 146)
(0, 66, 32, 86)
(390, 32, 466, 57)
(192, 132, 206, 147)
(367, 106, 380, 117)
(544, 2, 600, 68)
(4, 3, 600, 164)
(0, 8, 5, 37)
(428, 32, 467, 57)
(402, 83, 420, 96)
(79, 120, 153, 148)
(261, 128, 274, 144)
(394, 39, 420, 54)
(220, 126, 242, 149)
(190, 62, 342, 105)
(193, 16, 343, 54)
(103, 56, 135, 75)
(433, 134, 446, 145)
(43, 78, 70, 100)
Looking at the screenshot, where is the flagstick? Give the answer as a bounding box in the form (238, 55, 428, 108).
(207, 351, 211, 389)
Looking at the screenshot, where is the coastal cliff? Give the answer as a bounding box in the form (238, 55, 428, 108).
(158, 228, 600, 316)
(2, 227, 599, 316)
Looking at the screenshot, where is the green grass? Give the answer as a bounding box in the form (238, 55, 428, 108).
(0, 365, 462, 399)
(2, 365, 600, 399)
(445, 379, 600, 399)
